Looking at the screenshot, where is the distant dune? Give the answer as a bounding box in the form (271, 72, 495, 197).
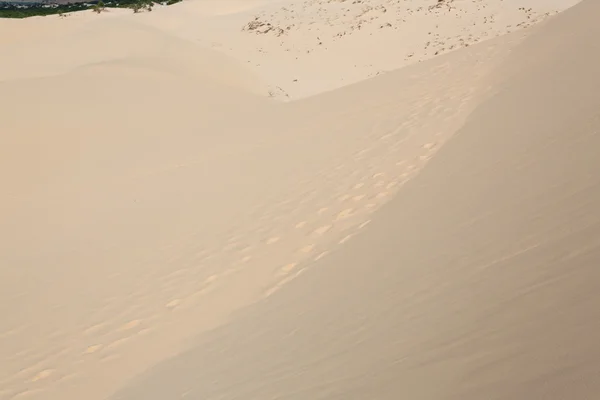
(1, 0, 597, 399)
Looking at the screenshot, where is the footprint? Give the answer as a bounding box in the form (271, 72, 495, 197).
(280, 263, 297, 274)
(30, 369, 54, 383)
(313, 225, 332, 236)
(266, 237, 280, 245)
(240, 245, 253, 253)
(54, 372, 81, 385)
(104, 337, 130, 351)
(358, 219, 371, 229)
(299, 244, 315, 253)
(223, 242, 240, 251)
(136, 328, 153, 337)
(355, 149, 370, 159)
(336, 208, 354, 220)
(262, 286, 280, 299)
(339, 234, 354, 244)
(119, 320, 141, 332)
(165, 299, 182, 310)
(83, 345, 102, 355)
(83, 323, 107, 336)
(164, 268, 188, 280)
(12, 389, 45, 399)
(99, 354, 121, 364)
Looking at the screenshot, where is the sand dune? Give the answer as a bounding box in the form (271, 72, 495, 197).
(0, 28, 500, 400)
(140, 0, 581, 99)
(110, 1, 600, 398)
(0, 0, 596, 399)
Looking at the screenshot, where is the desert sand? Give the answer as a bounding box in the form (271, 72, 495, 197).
(1, 0, 598, 399)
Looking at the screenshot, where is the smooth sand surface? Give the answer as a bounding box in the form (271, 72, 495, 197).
(1, 0, 596, 399)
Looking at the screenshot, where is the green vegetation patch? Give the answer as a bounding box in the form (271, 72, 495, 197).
(0, 0, 182, 18)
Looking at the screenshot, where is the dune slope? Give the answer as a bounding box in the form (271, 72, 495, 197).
(1, 1, 597, 400)
(109, 1, 600, 399)
(0, 28, 509, 400)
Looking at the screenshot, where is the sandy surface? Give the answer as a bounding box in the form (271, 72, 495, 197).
(1, 0, 597, 399)
(132, 0, 581, 99)
(1, 0, 581, 98)
(113, 2, 600, 398)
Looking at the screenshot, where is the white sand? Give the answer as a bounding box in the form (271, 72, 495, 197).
(0, 0, 594, 399)
(136, 0, 582, 99)
(1, 0, 581, 97)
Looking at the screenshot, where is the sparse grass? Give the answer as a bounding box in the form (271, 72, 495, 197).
(92, 0, 104, 13)
(0, 2, 88, 17)
(130, 0, 152, 13)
